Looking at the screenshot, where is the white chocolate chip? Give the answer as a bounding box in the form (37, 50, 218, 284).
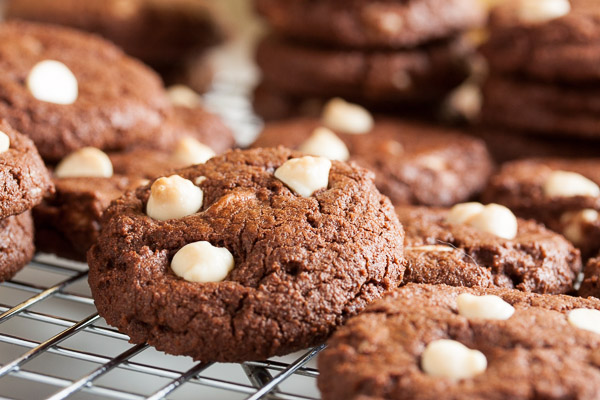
(171, 241, 234, 283)
(421, 339, 487, 380)
(167, 85, 202, 108)
(446, 202, 486, 225)
(274, 156, 331, 197)
(146, 175, 203, 221)
(194, 176, 207, 186)
(457, 293, 515, 320)
(27, 60, 78, 105)
(543, 171, 600, 198)
(298, 127, 350, 161)
(517, 0, 570, 24)
(406, 245, 455, 253)
(0, 131, 10, 154)
(54, 147, 113, 178)
(172, 137, 215, 166)
(321, 98, 374, 135)
(561, 209, 599, 245)
(419, 155, 447, 172)
(568, 308, 600, 334)
(468, 204, 518, 240)
(447, 83, 483, 121)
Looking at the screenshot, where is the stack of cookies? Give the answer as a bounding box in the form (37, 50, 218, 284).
(253, 0, 487, 120)
(479, 0, 600, 161)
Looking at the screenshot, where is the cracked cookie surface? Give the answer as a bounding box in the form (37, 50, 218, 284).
(88, 147, 405, 362)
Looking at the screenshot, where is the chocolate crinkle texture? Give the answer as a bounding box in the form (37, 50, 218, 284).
(0, 211, 35, 282)
(88, 147, 406, 362)
(0, 21, 173, 162)
(319, 284, 600, 400)
(397, 206, 582, 294)
(0, 119, 53, 219)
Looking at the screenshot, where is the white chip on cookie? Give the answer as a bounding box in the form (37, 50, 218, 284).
(456, 293, 515, 320)
(27, 60, 78, 105)
(172, 137, 216, 166)
(561, 209, 599, 245)
(167, 85, 202, 108)
(447, 202, 518, 240)
(298, 127, 350, 161)
(322, 98, 374, 134)
(567, 308, 600, 334)
(543, 170, 600, 198)
(274, 156, 331, 197)
(146, 175, 203, 221)
(54, 147, 113, 178)
(421, 339, 487, 380)
(0, 131, 10, 154)
(171, 241, 234, 283)
(446, 202, 486, 225)
(517, 0, 571, 24)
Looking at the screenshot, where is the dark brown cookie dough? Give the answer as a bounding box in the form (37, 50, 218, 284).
(318, 283, 600, 400)
(5, 0, 226, 72)
(255, 0, 485, 49)
(397, 206, 582, 294)
(0, 211, 35, 282)
(0, 120, 53, 219)
(482, 0, 600, 83)
(88, 147, 406, 362)
(0, 21, 175, 162)
(580, 254, 600, 298)
(252, 118, 493, 207)
(257, 35, 472, 105)
(482, 158, 600, 259)
(482, 74, 600, 140)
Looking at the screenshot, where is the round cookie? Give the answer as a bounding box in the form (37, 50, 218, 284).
(257, 35, 472, 105)
(255, 0, 485, 49)
(482, 158, 600, 259)
(397, 205, 582, 294)
(482, 0, 600, 83)
(252, 117, 493, 207)
(0, 120, 53, 219)
(87, 147, 406, 362)
(579, 253, 600, 298)
(5, 0, 225, 71)
(0, 211, 35, 282)
(318, 283, 600, 400)
(0, 21, 174, 162)
(482, 74, 600, 140)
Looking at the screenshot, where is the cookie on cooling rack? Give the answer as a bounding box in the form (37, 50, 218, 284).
(0, 211, 35, 282)
(88, 147, 405, 362)
(397, 204, 581, 294)
(318, 283, 600, 400)
(252, 100, 493, 206)
(483, 158, 600, 259)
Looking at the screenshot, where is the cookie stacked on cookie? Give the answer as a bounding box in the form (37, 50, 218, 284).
(0, 121, 53, 282)
(253, 0, 486, 120)
(480, 0, 600, 161)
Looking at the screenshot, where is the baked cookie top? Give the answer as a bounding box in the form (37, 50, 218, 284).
(255, 0, 485, 48)
(0, 21, 171, 161)
(319, 283, 600, 400)
(0, 119, 53, 219)
(483, 158, 600, 259)
(397, 205, 582, 294)
(252, 112, 493, 207)
(87, 147, 406, 362)
(482, 0, 600, 82)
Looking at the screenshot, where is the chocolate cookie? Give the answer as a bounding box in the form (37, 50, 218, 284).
(318, 283, 600, 400)
(5, 0, 225, 72)
(255, 0, 485, 49)
(482, 158, 600, 259)
(0, 120, 53, 219)
(579, 253, 600, 298)
(0, 21, 176, 162)
(87, 147, 406, 362)
(482, 74, 600, 139)
(252, 117, 493, 206)
(397, 205, 581, 294)
(257, 35, 472, 105)
(0, 211, 35, 282)
(482, 0, 600, 83)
